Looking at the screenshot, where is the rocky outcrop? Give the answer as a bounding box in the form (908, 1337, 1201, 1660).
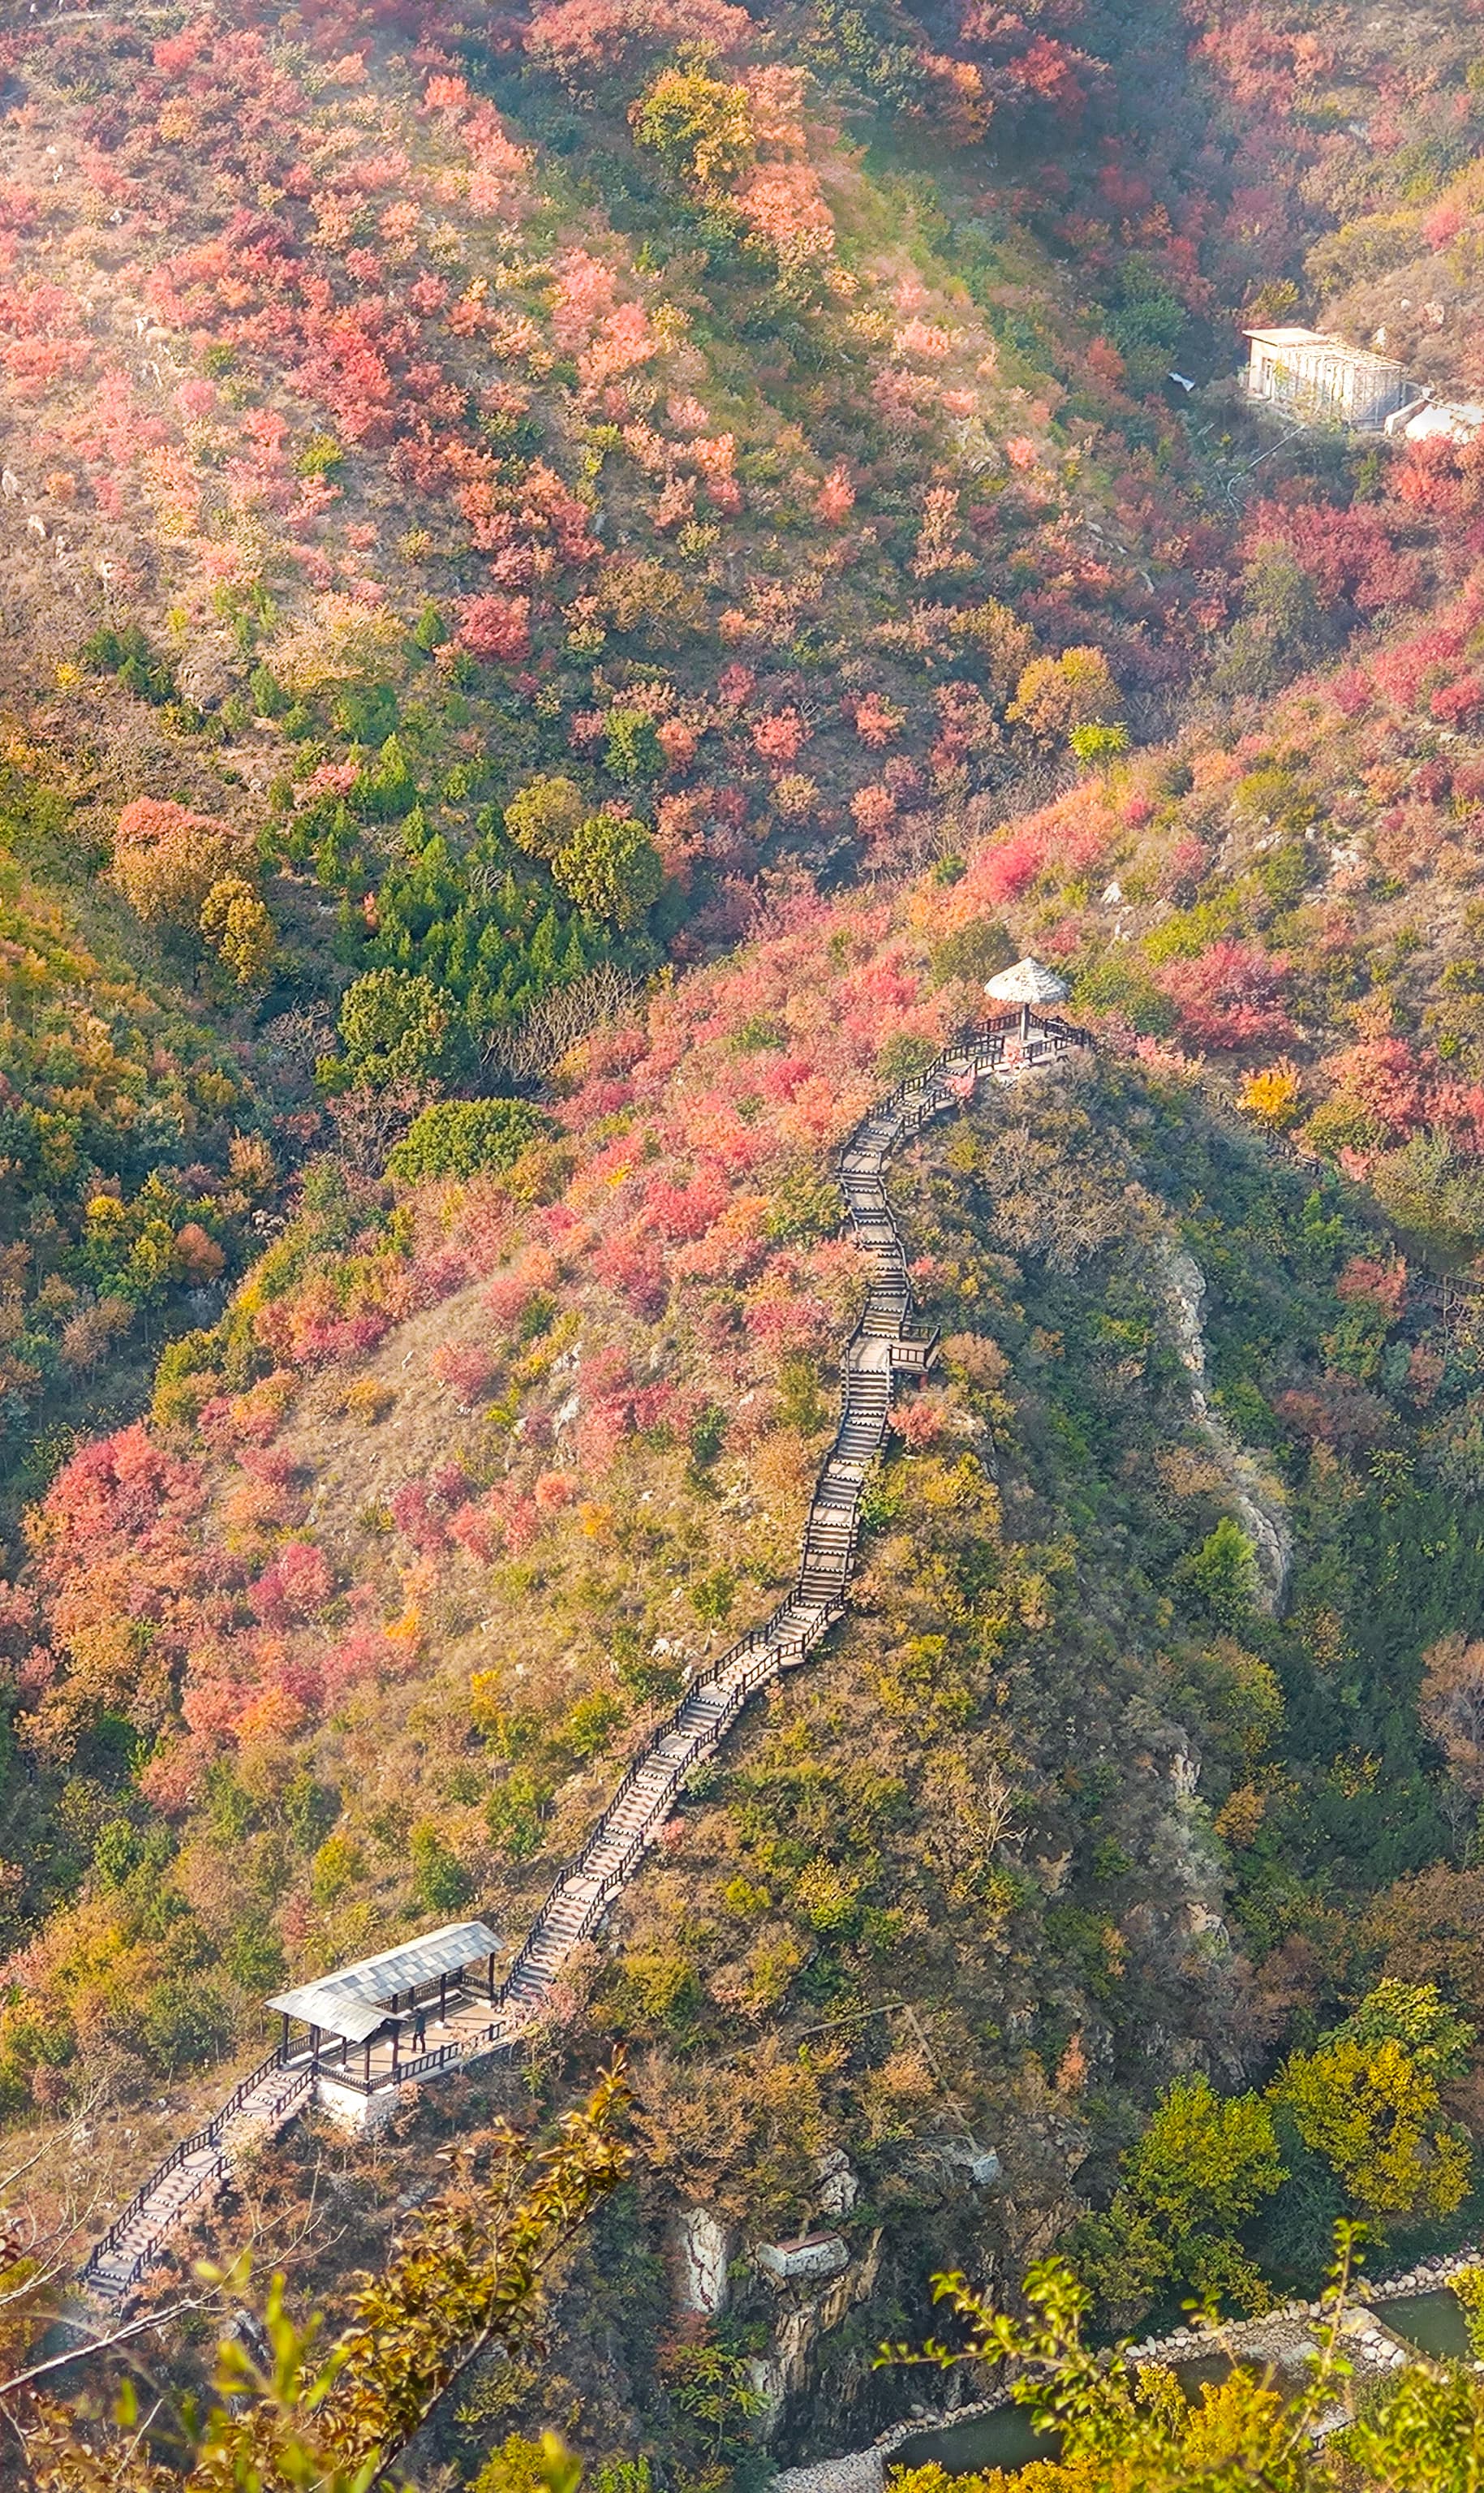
(749, 2230, 887, 2443)
(673, 2206, 734, 2318)
(1156, 1240, 1292, 1612)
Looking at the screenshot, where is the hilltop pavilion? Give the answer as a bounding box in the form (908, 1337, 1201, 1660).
(985, 956, 1069, 1044)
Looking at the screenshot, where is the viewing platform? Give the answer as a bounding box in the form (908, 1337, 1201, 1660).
(267, 1920, 508, 2128)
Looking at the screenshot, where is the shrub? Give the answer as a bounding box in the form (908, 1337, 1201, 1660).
(387, 1097, 553, 1184)
(527, 0, 754, 87)
(1177, 1518, 1258, 1630)
(139, 1975, 232, 2073)
(931, 916, 1017, 986)
(562, 1690, 626, 1759)
(553, 815, 664, 928)
(410, 1823, 473, 1916)
(333, 970, 453, 1087)
(82, 621, 175, 704)
(312, 1832, 366, 1904)
(630, 61, 754, 190)
(342, 1377, 395, 1424)
(1238, 1059, 1304, 1129)
(200, 876, 276, 987)
(485, 1767, 554, 1859)
(876, 1031, 940, 1087)
(691, 1565, 735, 1625)
(505, 775, 587, 859)
(111, 799, 249, 932)
(1009, 646, 1121, 742)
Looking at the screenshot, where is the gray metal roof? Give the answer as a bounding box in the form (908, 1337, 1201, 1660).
(268, 1920, 499, 2042)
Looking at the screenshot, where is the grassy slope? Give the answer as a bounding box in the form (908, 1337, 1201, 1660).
(0, 0, 1241, 1526)
(86, 1039, 1484, 2470)
(14, 0, 1484, 2465)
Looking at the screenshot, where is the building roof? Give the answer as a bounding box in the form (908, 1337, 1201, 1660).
(1244, 325, 1405, 374)
(985, 956, 1070, 1006)
(1404, 401, 1484, 442)
(268, 1920, 500, 2042)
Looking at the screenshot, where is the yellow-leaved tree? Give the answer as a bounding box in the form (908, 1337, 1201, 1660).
(200, 876, 276, 988)
(881, 2231, 1484, 2493)
(20, 2067, 628, 2493)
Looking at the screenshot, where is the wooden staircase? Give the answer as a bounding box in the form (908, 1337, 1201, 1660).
(79, 1006, 1090, 2306)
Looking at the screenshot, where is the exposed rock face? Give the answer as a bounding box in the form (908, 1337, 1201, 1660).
(748, 2231, 886, 2443)
(938, 2138, 1002, 2188)
(817, 2147, 860, 2216)
(673, 2205, 733, 2318)
(1156, 1239, 1293, 1611)
(758, 2233, 852, 2288)
(175, 641, 236, 709)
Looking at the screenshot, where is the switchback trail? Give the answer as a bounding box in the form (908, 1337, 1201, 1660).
(80, 1004, 1090, 2302)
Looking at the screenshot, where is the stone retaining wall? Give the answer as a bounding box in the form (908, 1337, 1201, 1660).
(774, 2245, 1484, 2491)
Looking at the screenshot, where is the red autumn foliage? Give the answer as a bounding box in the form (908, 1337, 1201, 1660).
(457, 592, 532, 661)
(1243, 497, 1425, 617)
(432, 1341, 501, 1402)
(1155, 941, 1293, 1049)
(525, 0, 754, 83)
(247, 1539, 333, 1627)
(1336, 1255, 1408, 1321)
(28, 1423, 206, 1582)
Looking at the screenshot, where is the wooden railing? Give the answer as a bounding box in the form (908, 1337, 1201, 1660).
(84, 2056, 313, 2292)
(78, 1005, 1090, 2301)
(88, 2045, 289, 2263)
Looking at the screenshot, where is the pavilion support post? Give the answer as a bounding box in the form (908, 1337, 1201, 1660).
(1020, 1001, 1031, 1047)
(391, 2026, 399, 2080)
(310, 2025, 320, 2070)
(487, 1953, 495, 2000)
(364, 2040, 372, 2083)
(279, 2013, 289, 2060)
(439, 1973, 448, 2024)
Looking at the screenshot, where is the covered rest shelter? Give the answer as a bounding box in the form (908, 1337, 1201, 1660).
(985, 955, 1069, 1045)
(268, 1918, 500, 2086)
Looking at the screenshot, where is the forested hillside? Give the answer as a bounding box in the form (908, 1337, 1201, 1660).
(9, 0, 1484, 2483)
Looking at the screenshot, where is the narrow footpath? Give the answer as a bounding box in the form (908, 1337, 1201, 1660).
(80, 1005, 1089, 2303)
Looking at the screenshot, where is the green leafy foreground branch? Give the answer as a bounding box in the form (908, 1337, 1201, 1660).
(881, 2227, 1484, 2491)
(19, 2065, 630, 2493)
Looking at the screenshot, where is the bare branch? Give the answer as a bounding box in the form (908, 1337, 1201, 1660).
(0, 2297, 201, 2400)
(480, 964, 643, 1086)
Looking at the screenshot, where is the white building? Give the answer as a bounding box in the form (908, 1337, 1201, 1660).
(1245, 327, 1411, 431)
